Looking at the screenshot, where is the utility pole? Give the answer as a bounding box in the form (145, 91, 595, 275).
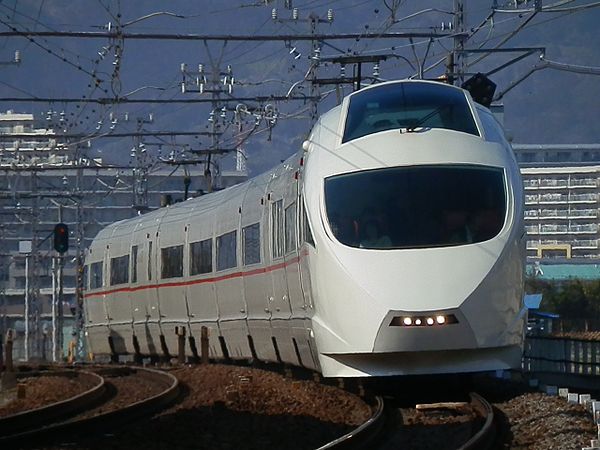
(180, 55, 236, 193)
(453, 0, 466, 86)
(272, 7, 334, 124)
(131, 114, 153, 212)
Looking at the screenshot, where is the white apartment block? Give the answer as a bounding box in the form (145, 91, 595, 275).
(514, 144, 600, 260)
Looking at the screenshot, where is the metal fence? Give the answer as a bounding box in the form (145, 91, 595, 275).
(523, 336, 600, 376)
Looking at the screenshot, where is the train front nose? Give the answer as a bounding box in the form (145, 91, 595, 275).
(369, 232, 524, 350)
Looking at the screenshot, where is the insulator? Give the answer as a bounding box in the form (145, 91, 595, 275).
(312, 48, 321, 61)
(373, 63, 380, 77)
(124, 113, 129, 121)
(220, 106, 227, 118)
(294, 51, 302, 60)
(180, 63, 187, 73)
(271, 8, 277, 20)
(14, 50, 20, 63)
(292, 8, 299, 20)
(340, 65, 346, 78)
(181, 81, 186, 93)
(198, 64, 204, 74)
(327, 9, 334, 22)
(148, 113, 153, 122)
(289, 46, 297, 55)
(227, 64, 233, 74)
(285, 0, 292, 8)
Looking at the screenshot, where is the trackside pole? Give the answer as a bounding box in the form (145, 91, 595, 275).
(201, 326, 209, 364)
(1, 330, 16, 390)
(176, 326, 186, 364)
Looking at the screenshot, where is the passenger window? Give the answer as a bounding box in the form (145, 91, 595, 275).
(300, 198, 315, 247)
(90, 261, 103, 289)
(243, 223, 261, 265)
(271, 199, 284, 258)
(110, 254, 129, 286)
(217, 231, 237, 271)
(285, 202, 297, 254)
(131, 245, 138, 283)
(325, 165, 505, 249)
(161, 245, 183, 279)
(190, 239, 213, 275)
(343, 82, 479, 143)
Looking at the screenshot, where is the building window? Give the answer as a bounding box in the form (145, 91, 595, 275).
(90, 261, 103, 289)
(285, 203, 297, 254)
(271, 199, 284, 258)
(217, 230, 237, 271)
(161, 245, 183, 279)
(520, 152, 535, 163)
(110, 254, 130, 286)
(131, 245, 138, 283)
(243, 223, 261, 265)
(190, 239, 213, 275)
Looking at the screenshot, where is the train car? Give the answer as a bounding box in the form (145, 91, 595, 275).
(83, 79, 526, 377)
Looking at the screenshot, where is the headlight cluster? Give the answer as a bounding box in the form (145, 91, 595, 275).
(391, 314, 458, 327)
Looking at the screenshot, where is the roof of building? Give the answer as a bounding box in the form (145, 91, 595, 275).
(521, 165, 600, 174)
(526, 262, 600, 280)
(0, 111, 34, 121)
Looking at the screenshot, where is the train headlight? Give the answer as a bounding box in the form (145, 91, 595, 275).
(436, 315, 446, 324)
(426, 317, 434, 326)
(415, 318, 422, 326)
(403, 317, 412, 326)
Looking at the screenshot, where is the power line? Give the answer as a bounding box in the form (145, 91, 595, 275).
(0, 30, 463, 41)
(0, 95, 320, 104)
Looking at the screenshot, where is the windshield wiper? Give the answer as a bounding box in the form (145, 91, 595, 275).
(405, 104, 450, 132)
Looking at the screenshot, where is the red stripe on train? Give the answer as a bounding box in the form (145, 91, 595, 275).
(84, 255, 303, 299)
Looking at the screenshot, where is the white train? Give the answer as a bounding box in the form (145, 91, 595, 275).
(83, 80, 526, 377)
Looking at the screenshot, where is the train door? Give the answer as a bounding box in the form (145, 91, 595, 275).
(104, 225, 134, 354)
(241, 178, 278, 361)
(156, 206, 191, 355)
(83, 242, 112, 355)
(214, 189, 251, 359)
(284, 171, 316, 369)
(267, 169, 295, 364)
(129, 221, 150, 355)
(294, 187, 319, 370)
(186, 203, 223, 359)
(139, 210, 167, 357)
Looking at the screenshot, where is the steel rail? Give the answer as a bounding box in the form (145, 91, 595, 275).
(316, 396, 385, 450)
(457, 392, 496, 450)
(0, 369, 106, 438)
(0, 366, 180, 444)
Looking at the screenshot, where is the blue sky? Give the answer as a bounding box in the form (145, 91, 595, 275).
(1, 0, 599, 175)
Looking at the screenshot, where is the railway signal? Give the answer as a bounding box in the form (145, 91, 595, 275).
(53, 223, 69, 253)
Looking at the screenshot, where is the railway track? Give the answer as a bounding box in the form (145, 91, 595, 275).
(357, 391, 498, 450)
(0, 364, 505, 450)
(0, 366, 180, 446)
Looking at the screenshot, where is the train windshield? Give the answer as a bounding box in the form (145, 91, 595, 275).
(342, 82, 479, 143)
(324, 165, 506, 249)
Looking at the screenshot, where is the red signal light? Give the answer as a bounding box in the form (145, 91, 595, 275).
(53, 223, 69, 253)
